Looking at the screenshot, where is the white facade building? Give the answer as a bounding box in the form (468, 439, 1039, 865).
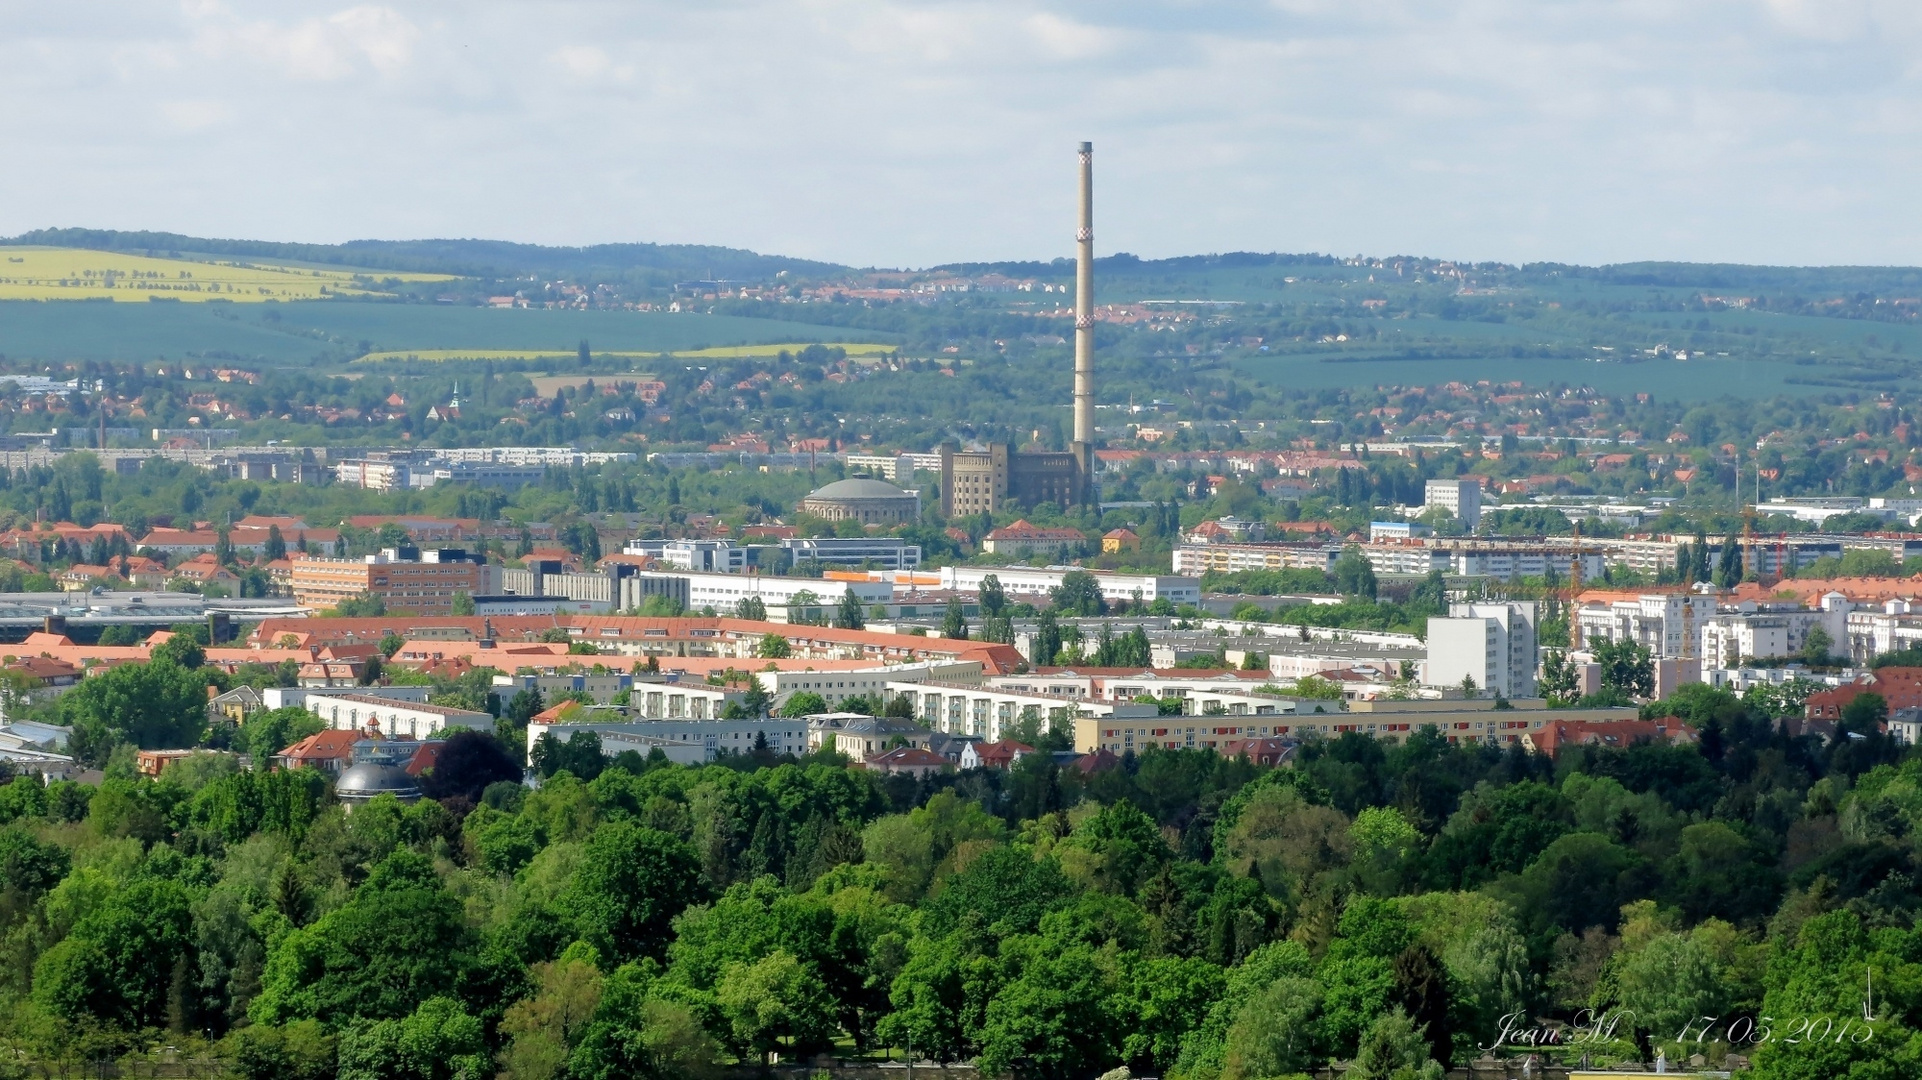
(782, 537, 922, 571)
(1369, 521, 1432, 542)
(645, 570, 893, 613)
(1424, 478, 1482, 528)
(756, 660, 982, 708)
(1174, 543, 1342, 575)
(662, 540, 746, 574)
(1361, 545, 1451, 575)
(843, 453, 918, 481)
(625, 684, 739, 719)
(1699, 599, 1848, 673)
(1424, 602, 1537, 697)
(936, 565, 1201, 607)
(407, 462, 548, 490)
(528, 719, 809, 763)
(1845, 600, 1922, 664)
(308, 693, 492, 739)
(431, 447, 639, 467)
(1452, 548, 1607, 582)
(887, 678, 1291, 741)
(335, 460, 409, 491)
(1574, 593, 1718, 657)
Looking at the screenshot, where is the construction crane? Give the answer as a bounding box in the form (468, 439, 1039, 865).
(1741, 503, 1756, 583)
(1568, 521, 1584, 649)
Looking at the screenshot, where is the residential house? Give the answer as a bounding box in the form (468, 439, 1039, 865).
(135, 748, 206, 777)
(1101, 529, 1141, 554)
(298, 660, 365, 688)
(982, 520, 1086, 559)
(139, 527, 222, 557)
(1804, 666, 1922, 743)
(1185, 517, 1267, 545)
(2, 655, 82, 698)
(275, 729, 361, 773)
(56, 564, 119, 591)
(1072, 748, 1122, 774)
(208, 685, 263, 726)
(959, 739, 1034, 770)
(122, 556, 171, 589)
(1527, 718, 1698, 758)
(806, 714, 936, 756)
(171, 553, 241, 589)
(1216, 736, 1299, 766)
(863, 745, 949, 778)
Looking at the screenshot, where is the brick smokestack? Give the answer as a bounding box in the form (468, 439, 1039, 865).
(1072, 141, 1095, 499)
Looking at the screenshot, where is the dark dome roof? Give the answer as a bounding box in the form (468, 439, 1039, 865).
(336, 761, 421, 802)
(804, 477, 914, 502)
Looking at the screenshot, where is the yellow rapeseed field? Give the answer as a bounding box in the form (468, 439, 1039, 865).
(0, 246, 450, 302)
(355, 343, 898, 363)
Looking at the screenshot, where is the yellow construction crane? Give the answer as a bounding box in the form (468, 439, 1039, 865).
(1568, 521, 1584, 649)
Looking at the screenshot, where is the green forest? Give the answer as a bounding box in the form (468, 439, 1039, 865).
(3, 682, 1921, 1079)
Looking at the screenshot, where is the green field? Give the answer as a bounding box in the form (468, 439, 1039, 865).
(0, 245, 451, 302)
(0, 301, 901, 366)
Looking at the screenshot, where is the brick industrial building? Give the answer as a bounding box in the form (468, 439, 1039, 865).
(288, 549, 492, 615)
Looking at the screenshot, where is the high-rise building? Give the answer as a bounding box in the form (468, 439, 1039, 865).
(1424, 478, 1483, 528)
(1426, 601, 1538, 698)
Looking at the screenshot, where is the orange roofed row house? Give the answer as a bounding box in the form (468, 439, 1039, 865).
(982, 520, 1086, 559)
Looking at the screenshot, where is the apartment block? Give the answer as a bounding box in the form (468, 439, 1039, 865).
(1173, 542, 1341, 576)
(1573, 592, 1718, 656)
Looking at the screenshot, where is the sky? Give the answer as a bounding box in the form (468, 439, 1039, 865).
(4, 1, 1922, 269)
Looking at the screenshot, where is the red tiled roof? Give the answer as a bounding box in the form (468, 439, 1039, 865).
(277, 729, 359, 763)
(404, 741, 444, 777)
(1527, 718, 1696, 757)
(972, 740, 1034, 765)
(237, 515, 311, 530)
(1075, 748, 1121, 773)
(986, 519, 1085, 541)
(866, 746, 948, 767)
(4, 655, 80, 681)
(1805, 667, 1922, 718)
(141, 528, 221, 547)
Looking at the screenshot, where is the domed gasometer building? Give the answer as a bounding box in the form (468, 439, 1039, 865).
(335, 760, 422, 809)
(799, 477, 921, 525)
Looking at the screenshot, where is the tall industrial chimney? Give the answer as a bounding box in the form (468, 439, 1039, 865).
(1071, 141, 1095, 499)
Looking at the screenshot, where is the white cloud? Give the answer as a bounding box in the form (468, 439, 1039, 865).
(192, 4, 420, 80)
(551, 45, 610, 78)
(157, 98, 234, 132)
(0, 0, 1920, 267)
